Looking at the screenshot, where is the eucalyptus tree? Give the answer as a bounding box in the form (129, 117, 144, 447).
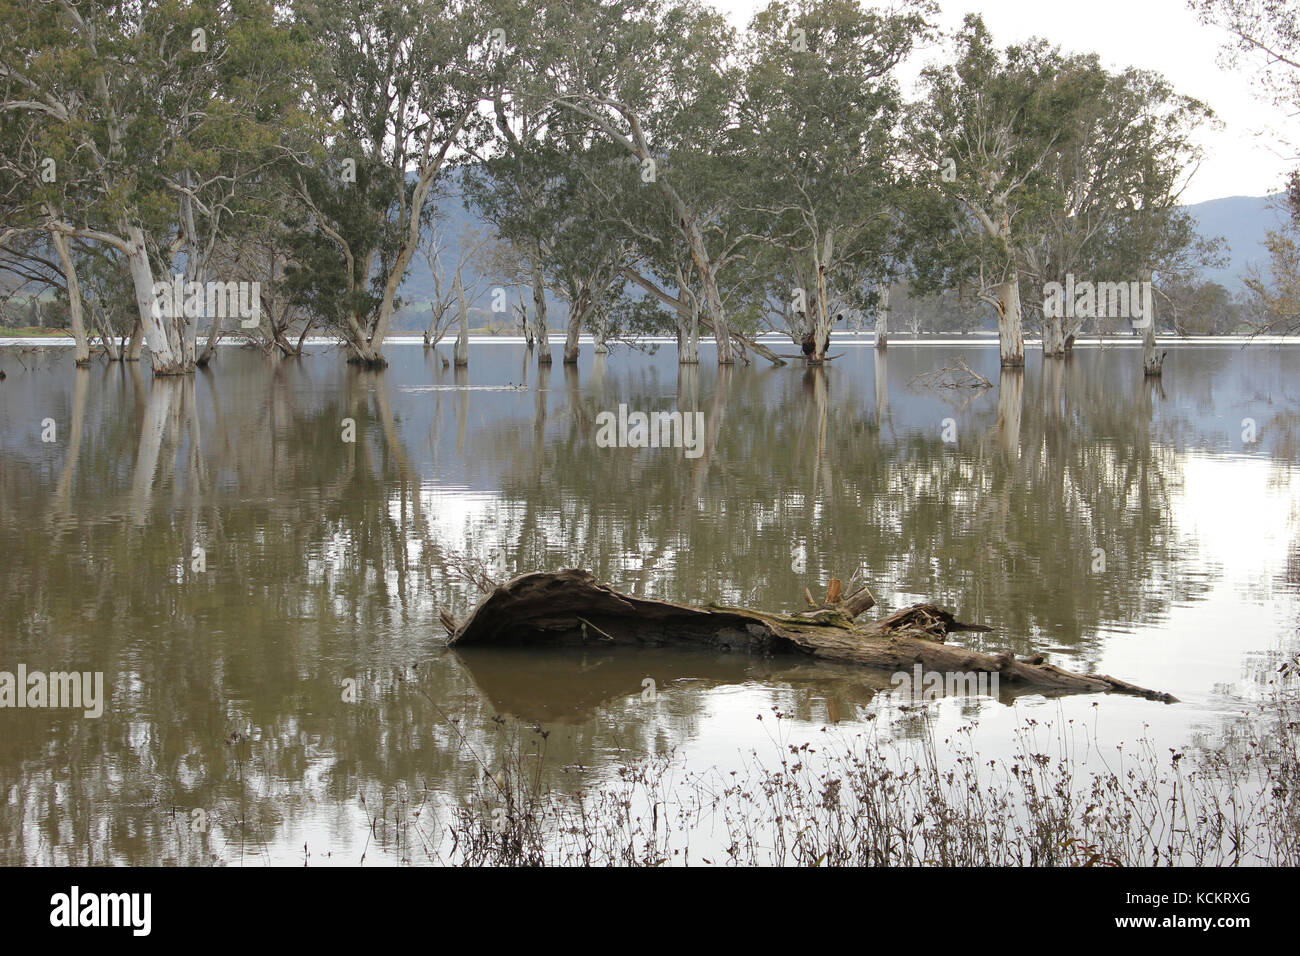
(545, 141, 637, 363)
(467, 133, 636, 364)
(617, 190, 709, 363)
(1019, 65, 1213, 357)
(461, 152, 557, 363)
(735, 0, 930, 362)
(456, 0, 563, 364)
(420, 221, 491, 353)
(460, 106, 571, 365)
(905, 15, 1087, 367)
(204, 197, 320, 362)
(0, 0, 303, 374)
(286, 0, 497, 368)
(1095, 198, 1213, 375)
(549, 0, 747, 365)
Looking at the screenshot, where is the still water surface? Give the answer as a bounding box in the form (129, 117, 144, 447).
(0, 339, 1297, 863)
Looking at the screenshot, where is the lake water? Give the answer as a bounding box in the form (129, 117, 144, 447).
(1, 338, 1297, 864)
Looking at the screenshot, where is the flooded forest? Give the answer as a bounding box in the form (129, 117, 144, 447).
(1, 0, 1299, 883)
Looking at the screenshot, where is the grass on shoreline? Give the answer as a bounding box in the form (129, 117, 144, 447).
(0, 326, 68, 339)
(367, 669, 1299, 867)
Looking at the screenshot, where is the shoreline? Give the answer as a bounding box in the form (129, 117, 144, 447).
(4, 333, 1299, 350)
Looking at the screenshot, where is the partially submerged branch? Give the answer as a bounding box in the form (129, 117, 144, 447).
(909, 356, 993, 390)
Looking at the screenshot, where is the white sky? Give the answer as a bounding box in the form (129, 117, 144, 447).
(713, 0, 1297, 205)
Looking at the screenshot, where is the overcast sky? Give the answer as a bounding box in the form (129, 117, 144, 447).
(714, 0, 1296, 205)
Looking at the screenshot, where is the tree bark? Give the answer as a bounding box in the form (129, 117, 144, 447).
(533, 254, 550, 365)
(678, 307, 699, 364)
(682, 218, 733, 365)
(563, 287, 588, 364)
(1043, 311, 1066, 358)
(124, 225, 188, 374)
(454, 272, 469, 368)
(196, 309, 224, 368)
(124, 313, 144, 361)
(1141, 269, 1163, 377)
(809, 231, 836, 362)
(49, 229, 90, 365)
(94, 306, 121, 361)
(995, 278, 1025, 367)
(520, 290, 534, 349)
(875, 283, 890, 350)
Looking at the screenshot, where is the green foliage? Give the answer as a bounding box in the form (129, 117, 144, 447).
(0, 0, 1233, 352)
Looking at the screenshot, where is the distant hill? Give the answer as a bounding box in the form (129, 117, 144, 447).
(401, 189, 1292, 330)
(1183, 194, 1289, 293)
(387, 169, 566, 333)
(4, 180, 1288, 332)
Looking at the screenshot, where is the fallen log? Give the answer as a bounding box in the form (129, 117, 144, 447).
(443, 570, 1176, 702)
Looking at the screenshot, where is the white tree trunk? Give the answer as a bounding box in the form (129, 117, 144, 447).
(124, 226, 187, 374)
(519, 291, 533, 349)
(89, 301, 121, 361)
(874, 284, 890, 351)
(1142, 318, 1163, 377)
(1042, 309, 1066, 358)
(454, 273, 469, 368)
(563, 287, 587, 364)
(678, 306, 700, 364)
(996, 278, 1025, 367)
(1139, 267, 1161, 376)
(533, 256, 550, 365)
(50, 230, 91, 365)
(809, 231, 835, 361)
(124, 314, 144, 361)
(683, 219, 732, 365)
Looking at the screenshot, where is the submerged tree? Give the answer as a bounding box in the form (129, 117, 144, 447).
(906, 16, 1088, 367)
(285, 0, 495, 368)
(551, 0, 746, 365)
(736, 0, 930, 362)
(1022, 66, 1213, 362)
(0, 0, 304, 374)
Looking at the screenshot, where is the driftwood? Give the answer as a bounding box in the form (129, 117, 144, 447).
(443, 570, 1176, 702)
(908, 356, 993, 390)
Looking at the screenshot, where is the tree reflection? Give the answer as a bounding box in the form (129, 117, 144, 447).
(0, 344, 1282, 863)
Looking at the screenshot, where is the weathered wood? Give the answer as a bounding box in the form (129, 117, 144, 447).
(825, 577, 843, 605)
(443, 570, 1176, 701)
